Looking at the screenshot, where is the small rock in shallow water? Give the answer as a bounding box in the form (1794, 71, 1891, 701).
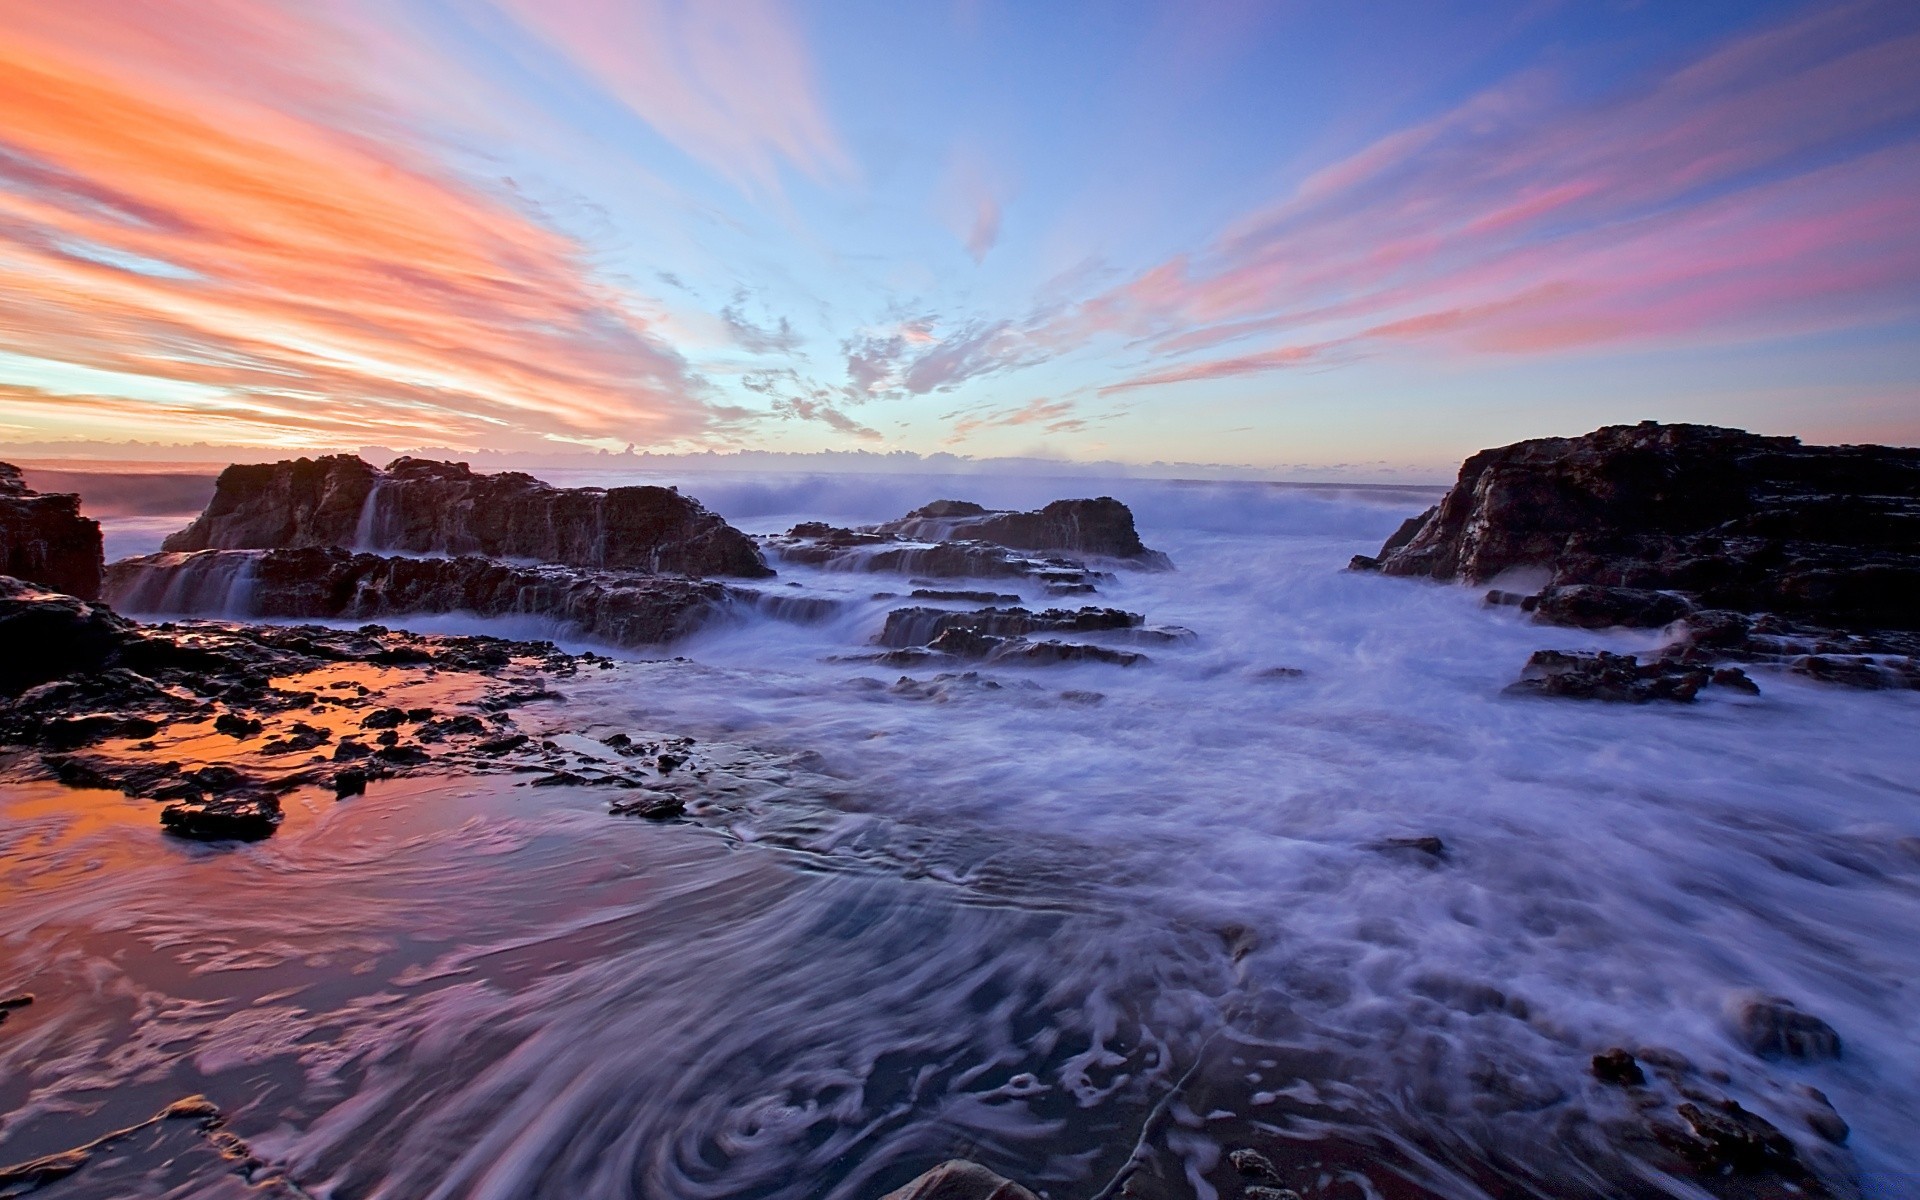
(160, 794, 282, 841)
(1375, 835, 1447, 861)
(1656, 1099, 1805, 1178)
(1591, 1048, 1646, 1087)
(1228, 1147, 1277, 1179)
(334, 769, 368, 797)
(1730, 994, 1841, 1061)
(610, 793, 685, 820)
(213, 712, 262, 737)
(1710, 666, 1761, 694)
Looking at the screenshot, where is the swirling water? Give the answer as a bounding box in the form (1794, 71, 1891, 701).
(4, 474, 1919, 1198)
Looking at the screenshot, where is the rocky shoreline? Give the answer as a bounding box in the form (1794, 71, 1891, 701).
(1353, 421, 1920, 701)
(1, 427, 1909, 1199)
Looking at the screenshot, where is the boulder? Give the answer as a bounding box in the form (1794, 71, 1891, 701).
(879, 1160, 1037, 1200)
(107, 547, 747, 648)
(0, 577, 136, 695)
(1729, 994, 1842, 1062)
(877, 496, 1167, 563)
(163, 455, 770, 577)
(1367, 422, 1920, 631)
(1523, 584, 1694, 630)
(0, 462, 103, 599)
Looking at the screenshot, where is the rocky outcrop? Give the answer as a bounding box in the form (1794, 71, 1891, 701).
(860, 603, 1188, 668)
(764, 496, 1167, 585)
(877, 605, 1146, 648)
(105, 547, 783, 649)
(1358, 422, 1920, 631)
(877, 497, 1167, 563)
(163, 455, 771, 578)
(1504, 650, 1760, 703)
(0, 462, 103, 599)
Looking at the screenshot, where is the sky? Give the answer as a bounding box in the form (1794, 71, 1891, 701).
(0, 0, 1917, 475)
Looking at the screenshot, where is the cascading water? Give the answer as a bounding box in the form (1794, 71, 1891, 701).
(104, 548, 262, 617)
(352, 480, 389, 551)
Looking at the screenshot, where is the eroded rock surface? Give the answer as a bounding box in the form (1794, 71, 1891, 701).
(105, 547, 810, 648)
(763, 495, 1168, 584)
(0, 576, 618, 839)
(162, 454, 770, 577)
(0, 461, 103, 599)
(1362, 422, 1920, 631)
(876, 497, 1166, 563)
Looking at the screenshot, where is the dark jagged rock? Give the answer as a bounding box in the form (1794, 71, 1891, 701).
(0, 462, 103, 600)
(877, 604, 1143, 649)
(879, 496, 1167, 563)
(107, 547, 746, 648)
(764, 495, 1167, 581)
(1655, 1100, 1807, 1181)
(879, 1160, 1038, 1200)
(160, 794, 282, 841)
(162, 454, 770, 577)
(1506, 650, 1713, 703)
(1366, 422, 1920, 631)
(1524, 584, 1695, 630)
(1591, 1048, 1646, 1087)
(0, 577, 142, 695)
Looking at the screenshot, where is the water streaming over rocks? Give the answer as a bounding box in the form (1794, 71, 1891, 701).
(4, 473, 1918, 1199)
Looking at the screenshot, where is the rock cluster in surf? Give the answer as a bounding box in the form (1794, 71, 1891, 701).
(1355, 422, 1920, 697)
(861, 603, 1191, 668)
(0, 462, 103, 600)
(763, 495, 1170, 592)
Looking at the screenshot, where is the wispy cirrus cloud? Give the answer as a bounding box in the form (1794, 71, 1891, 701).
(490, 0, 853, 196)
(0, 0, 725, 450)
(1067, 0, 1920, 391)
(948, 397, 1086, 441)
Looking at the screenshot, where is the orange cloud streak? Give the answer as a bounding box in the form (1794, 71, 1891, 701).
(0, 2, 718, 450)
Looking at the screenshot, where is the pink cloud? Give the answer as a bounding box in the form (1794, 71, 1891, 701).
(1051, 1, 1920, 391)
(0, 0, 725, 450)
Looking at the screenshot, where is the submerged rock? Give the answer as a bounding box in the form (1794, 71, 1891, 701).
(162, 454, 771, 577)
(0, 462, 103, 600)
(1729, 994, 1842, 1062)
